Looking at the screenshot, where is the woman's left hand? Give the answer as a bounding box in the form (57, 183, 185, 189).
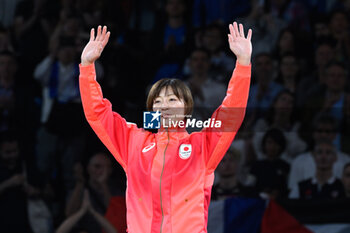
(228, 22, 252, 66)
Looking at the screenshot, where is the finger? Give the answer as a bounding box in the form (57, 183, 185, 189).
(233, 22, 240, 38)
(102, 31, 110, 48)
(247, 29, 252, 41)
(96, 25, 102, 41)
(101, 25, 107, 41)
(90, 28, 95, 41)
(239, 23, 245, 37)
(228, 34, 233, 43)
(229, 24, 236, 39)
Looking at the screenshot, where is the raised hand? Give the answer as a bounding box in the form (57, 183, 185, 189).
(81, 189, 91, 212)
(81, 25, 110, 66)
(228, 22, 252, 66)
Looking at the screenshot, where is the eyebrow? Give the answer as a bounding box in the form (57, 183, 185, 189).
(156, 94, 178, 98)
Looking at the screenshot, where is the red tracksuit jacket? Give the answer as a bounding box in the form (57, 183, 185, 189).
(79, 62, 251, 233)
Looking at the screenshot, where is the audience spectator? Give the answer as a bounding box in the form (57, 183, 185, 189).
(57, 190, 117, 233)
(0, 51, 39, 156)
(241, 0, 287, 57)
(12, 0, 54, 75)
(65, 152, 122, 233)
(327, 10, 350, 61)
(342, 162, 350, 198)
(302, 61, 349, 139)
(289, 114, 350, 190)
(148, 0, 193, 83)
(212, 146, 252, 200)
(249, 128, 290, 199)
(289, 140, 346, 199)
(272, 28, 298, 59)
(184, 23, 235, 83)
(296, 38, 336, 106)
(192, 0, 251, 28)
(0, 131, 51, 233)
(266, 0, 311, 32)
(275, 53, 302, 93)
(185, 48, 226, 121)
(253, 90, 307, 162)
(246, 53, 284, 127)
(34, 33, 89, 191)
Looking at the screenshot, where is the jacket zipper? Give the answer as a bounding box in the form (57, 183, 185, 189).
(160, 129, 170, 233)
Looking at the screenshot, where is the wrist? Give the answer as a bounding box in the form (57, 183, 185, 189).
(81, 59, 93, 66)
(237, 56, 251, 66)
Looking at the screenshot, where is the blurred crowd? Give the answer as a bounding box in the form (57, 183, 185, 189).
(1, 0, 350, 232)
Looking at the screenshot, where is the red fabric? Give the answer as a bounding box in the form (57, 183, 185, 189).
(104, 196, 127, 233)
(261, 200, 313, 233)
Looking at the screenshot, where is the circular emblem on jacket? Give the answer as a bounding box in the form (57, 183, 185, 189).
(179, 144, 192, 159)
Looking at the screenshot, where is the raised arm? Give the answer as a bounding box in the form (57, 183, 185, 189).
(80, 26, 138, 169)
(205, 22, 252, 173)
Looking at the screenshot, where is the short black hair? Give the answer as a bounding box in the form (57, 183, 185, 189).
(261, 128, 286, 156)
(312, 113, 338, 132)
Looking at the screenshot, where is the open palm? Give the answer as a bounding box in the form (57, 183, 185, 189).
(81, 25, 110, 66)
(228, 22, 252, 65)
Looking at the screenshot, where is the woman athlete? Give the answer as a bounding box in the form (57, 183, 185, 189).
(79, 22, 252, 233)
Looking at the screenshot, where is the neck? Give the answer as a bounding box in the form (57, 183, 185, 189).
(316, 169, 332, 185)
(273, 113, 290, 129)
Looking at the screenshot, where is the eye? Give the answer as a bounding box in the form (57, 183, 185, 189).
(169, 98, 177, 101)
(154, 100, 161, 104)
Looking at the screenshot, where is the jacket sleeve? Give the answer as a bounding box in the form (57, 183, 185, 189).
(79, 64, 137, 170)
(204, 62, 251, 174)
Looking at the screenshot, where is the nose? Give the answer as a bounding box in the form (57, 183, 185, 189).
(160, 101, 169, 110)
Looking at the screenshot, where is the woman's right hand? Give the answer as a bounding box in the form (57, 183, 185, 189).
(81, 25, 110, 66)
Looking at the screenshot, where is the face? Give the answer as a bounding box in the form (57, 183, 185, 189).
(274, 93, 294, 115)
(313, 143, 336, 171)
(0, 141, 20, 170)
(315, 45, 334, 68)
(165, 0, 185, 17)
(87, 153, 112, 181)
(202, 28, 223, 53)
(314, 22, 330, 38)
(325, 65, 346, 92)
(189, 50, 210, 75)
(217, 151, 239, 178)
(264, 137, 281, 159)
(279, 31, 294, 52)
(153, 87, 185, 125)
(313, 123, 337, 142)
(254, 55, 273, 83)
(342, 166, 350, 195)
(329, 12, 348, 34)
(280, 56, 298, 77)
